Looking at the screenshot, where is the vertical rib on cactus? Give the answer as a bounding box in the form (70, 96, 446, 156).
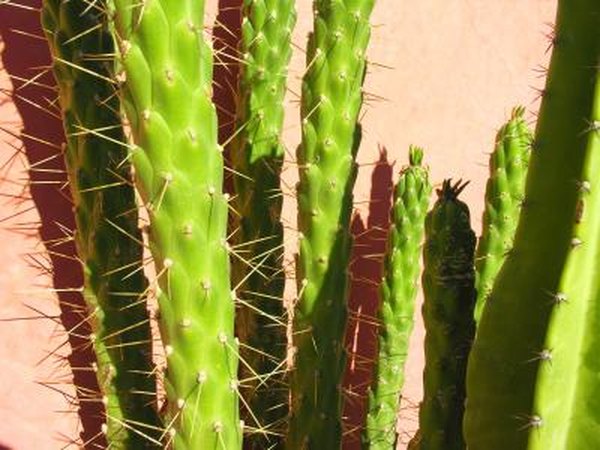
(229, 0, 296, 445)
(41, 2, 159, 446)
(465, 2, 600, 449)
(290, 1, 375, 447)
(111, 1, 241, 448)
(527, 72, 600, 450)
(362, 146, 431, 449)
(474, 107, 532, 322)
(412, 180, 476, 450)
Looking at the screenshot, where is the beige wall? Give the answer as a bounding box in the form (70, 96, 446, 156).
(0, 1, 556, 447)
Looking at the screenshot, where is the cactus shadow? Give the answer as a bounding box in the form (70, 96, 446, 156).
(212, 0, 242, 196)
(0, 1, 105, 448)
(343, 149, 394, 449)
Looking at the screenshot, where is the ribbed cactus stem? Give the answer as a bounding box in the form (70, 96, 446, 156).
(411, 180, 476, 450)
(289, 0, 375, 448)
(230, 1, 296, 445)
(474, 107, 532, 322)
(362, 146, 431, 449)
(111, 1, 241, 448)
(41, 2, 159, 447)
(465, 2, 600, 449)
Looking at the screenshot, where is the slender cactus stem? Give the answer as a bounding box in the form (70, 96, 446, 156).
(41, 1, 159, 447)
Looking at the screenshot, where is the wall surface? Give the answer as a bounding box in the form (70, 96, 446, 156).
(0, 1, 556, 448)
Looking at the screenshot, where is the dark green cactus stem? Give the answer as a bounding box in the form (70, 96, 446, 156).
(229, 0, 296, 445)
(474, 107, 532, 322)
(111, 1, 241, 448)
(289, 0, 375, 448)
(465, 2, 600, 449)
(40, 1, 159, 447)
(362, 146, 431, 449)
(411, 180, 476, 450)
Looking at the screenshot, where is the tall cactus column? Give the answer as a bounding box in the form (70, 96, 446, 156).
(410, 180, 476, 450)
(363, 147, 431, 449)
(111, 1, 241, 448)
(41, 2, 159, 447)
(465, 2, 600, 449)
(289, 1, 375, 448)
(474, 107, 532, 322)
(229, 0, 296, 445)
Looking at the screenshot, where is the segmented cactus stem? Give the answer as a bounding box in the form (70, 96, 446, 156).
(230, 1, 296, 446)
(111, 1, 241, 447)
(41, 1, 159, 446)
(362, 146, 431, 449)
(474, 106, 532, 322)
(411, 179, 476, 450)
(289, 1, 375, 448)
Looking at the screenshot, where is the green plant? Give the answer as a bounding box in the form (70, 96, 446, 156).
(474, 106, 532, 322)
(229, 1, 296, 445)
(289, 0, 375, 447)
(465, 1, 600, 448)
(40, 1, 159, 446)
(409, 180, 476, 450)
(111, 1, 241, 447)
(27, 1, 600, 449)
(363, 146, 431, 449)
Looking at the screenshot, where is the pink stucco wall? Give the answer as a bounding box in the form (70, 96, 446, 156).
(0, 1, 556, 448)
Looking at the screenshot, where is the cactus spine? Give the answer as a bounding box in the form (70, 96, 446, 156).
(40, 2, 159, 446)
(411, 180, 476, 450)
(474, 107, 532, 322)
(230, 0, 296, 444)
(289, 0, 375, 447)
(362, 147, 431, 449)
(465, 2, 600, 448)
(111, 1, 241, 448)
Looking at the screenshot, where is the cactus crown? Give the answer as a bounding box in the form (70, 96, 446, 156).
(437, 179, 470, 202)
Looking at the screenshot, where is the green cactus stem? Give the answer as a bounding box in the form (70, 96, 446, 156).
(411, 179, 476, 450)
(289, 0, 375, 448)
(111, 1, 241, 448)
(465, 2, 600, 449)
(474, 107, 532, 322)
(41, 2, 159, 447)
(229, 0, 296, 445)
(362, 146, 431, 449)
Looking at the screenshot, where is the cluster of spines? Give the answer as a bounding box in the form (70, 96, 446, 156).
(40, 1, 159, 446)
(411, 180, 476, 450)
(111, 1, 241, 448)
(362, 146, 431, 449)
(229, 0, 296, 446)
(289, 0, 375, 447)
(474, 106, 532, 322)
(465, 1, 600, 449)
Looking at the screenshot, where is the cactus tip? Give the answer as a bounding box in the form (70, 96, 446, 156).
(408, 145, 424, 166)
(511, 105, 526, 119)
(438, 178, 470, 200)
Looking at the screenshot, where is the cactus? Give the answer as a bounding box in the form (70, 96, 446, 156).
(465, 2, 600, 449)
(229, 0, 296, 445)
(362, 146, 431, 449)
(474, 107, 532, 322)
(289, 0, 375, 447)
(40, 2, 159, 447)
(411, 180, 476, 450)
(111, 1, 241, 448)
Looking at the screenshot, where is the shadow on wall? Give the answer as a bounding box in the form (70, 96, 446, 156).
(0, 1, 106, 448)
(212, 0, 242, 196)
(343, 149, 394, 449)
